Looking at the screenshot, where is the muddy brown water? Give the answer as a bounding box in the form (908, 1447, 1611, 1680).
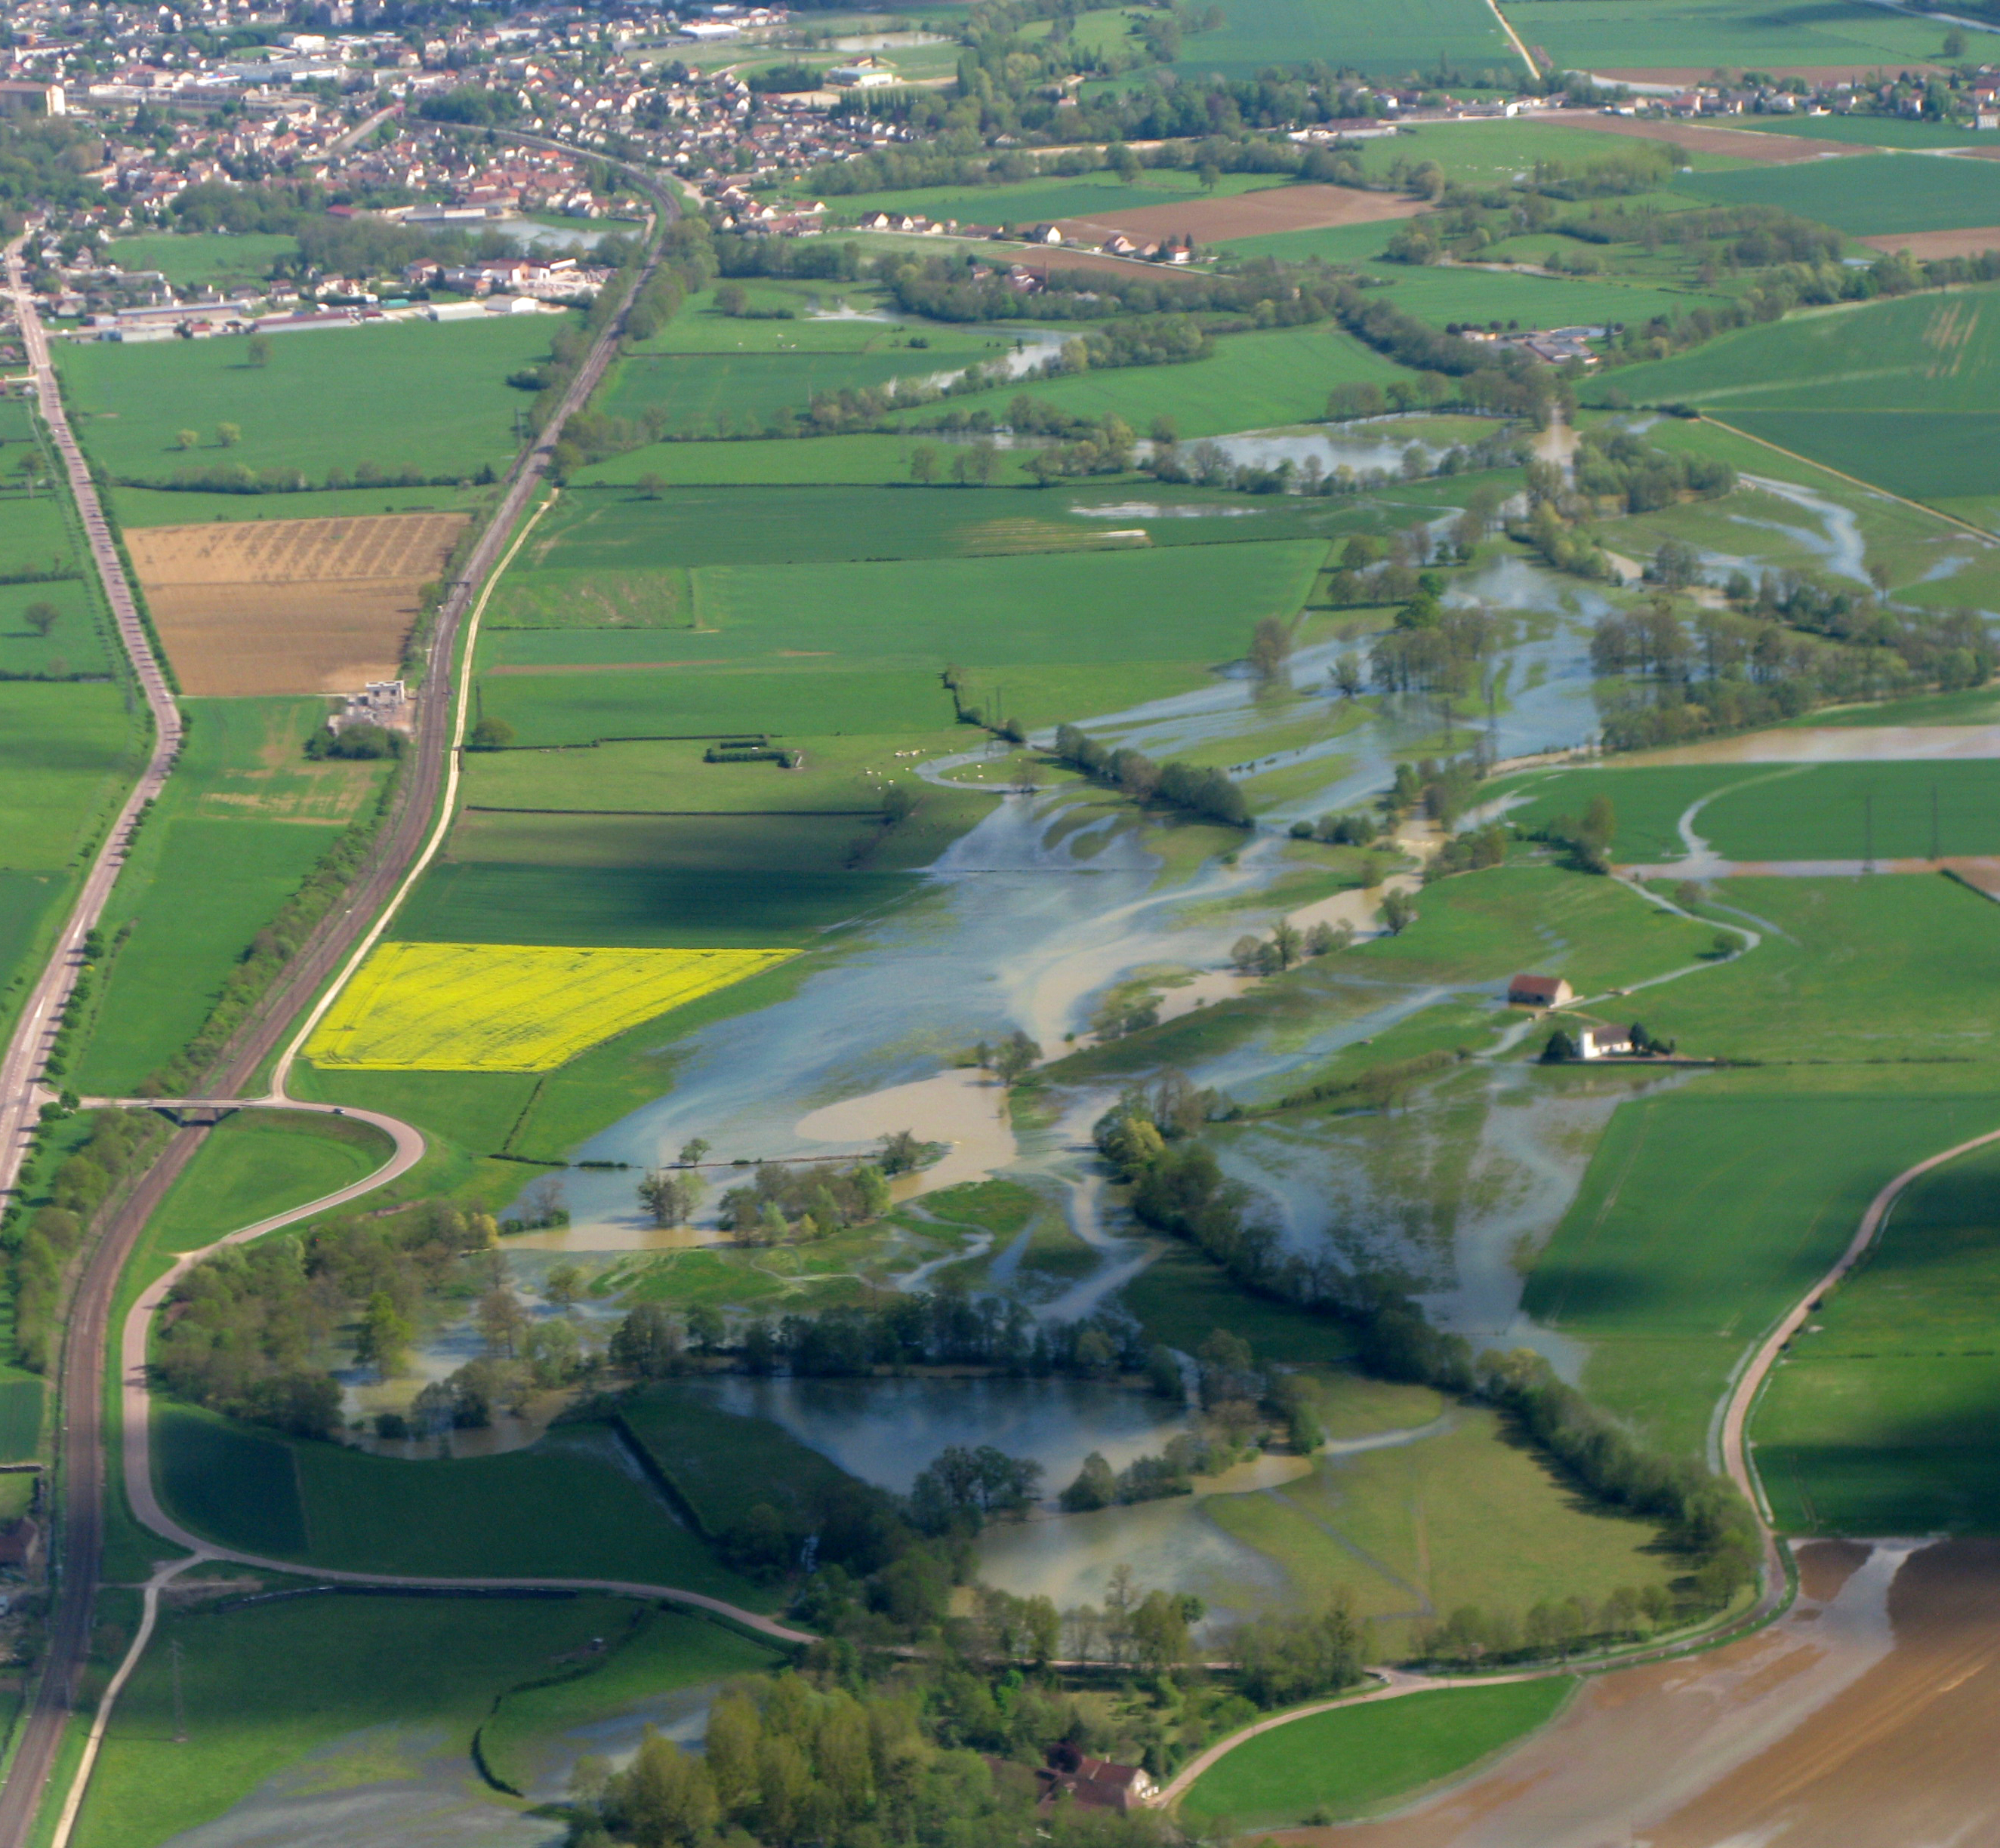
(1277, 1541, 2000, 1848)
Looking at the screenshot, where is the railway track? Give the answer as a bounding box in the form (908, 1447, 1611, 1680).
(0, 181, 675, 1846)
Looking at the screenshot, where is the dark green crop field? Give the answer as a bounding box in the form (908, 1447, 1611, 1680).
(1755, 1135, 2000, 1535)
(1498, 0, 1951, 74)
(1677, 155, 2000, 236)
(1524, 1081, 2000, 1456)
(56, 316, 565, 484)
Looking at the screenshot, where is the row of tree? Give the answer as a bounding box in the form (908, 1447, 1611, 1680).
(1051, 725, 1250, 828)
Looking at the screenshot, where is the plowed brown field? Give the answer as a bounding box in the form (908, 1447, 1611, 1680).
(1543, 107, 1866, 162)
(128, 512, 467, 696)
(1860, 224, 2000, 260)
(1053, 183, 1428, 248)
(1291, 1540, 2000, 1847)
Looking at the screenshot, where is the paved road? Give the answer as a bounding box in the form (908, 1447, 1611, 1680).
(0, 236, 183, 1211)
(0, 194, 677, 1847)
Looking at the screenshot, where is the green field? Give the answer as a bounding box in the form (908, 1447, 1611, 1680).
(109, 480, 498, 528)
(76, 701, 385, 1095)
(1204, 1398, 1668, 1636)
(492, 482, 1340, 585)
(146, 1110, 393, 1252)
(1166, 0, 1521, 79)
(1608, 288, 2000, 500)
(1677, 154, 2000, 236)
(1353, 862, 1712, 992)
(1637, 873, 2000, 1064)
(933, 320, 1407, 439)
(56, 316, 565, 483)
(1356, 263, 1724, 336)
(71, 1590, 778, 1848)
(0, 680, 143, 1051)
(0, 494, 111, 677)
(1180, 1680, 1573, 1828)
(104, 230, 300, 290)
(1755, 1137, 2000, 1534)
(477, 539, 1324, 744)
(154, 1407, 774, 1601)
(820, 168, 1285, 229)
(618, 1384, 864, 1533)
(1498, 0, 1955, 73)
(601, 346, 995, 437)
(1492, 761, 2000, 864)
(575, 431, 1043, 488)
(1729, 116, 2000, 150)
(1523, 1080, 2000, 1455)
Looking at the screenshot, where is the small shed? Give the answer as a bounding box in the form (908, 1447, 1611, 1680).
(1508, 973, 1573, 1008)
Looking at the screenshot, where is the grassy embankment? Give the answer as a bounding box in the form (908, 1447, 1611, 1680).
(69, 1590, 779, 1848)
(1179, 1677, 1575, 1828)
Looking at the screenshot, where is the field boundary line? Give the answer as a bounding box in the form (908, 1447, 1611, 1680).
(1485, 0, 1539, 75)
(1699, 417, 1998, 543)
(269, 493, 556, 1098)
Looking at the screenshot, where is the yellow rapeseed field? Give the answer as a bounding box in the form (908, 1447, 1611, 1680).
(308, 941, 792, 1071)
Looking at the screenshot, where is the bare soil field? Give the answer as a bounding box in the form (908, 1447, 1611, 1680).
(1295, 1539, 2000, 1848)
(128, 513, 467, 696)
(1544, 108, 1866, 162)
(1860, 223, 2000, 258)
(1054, 184, 1428, 247)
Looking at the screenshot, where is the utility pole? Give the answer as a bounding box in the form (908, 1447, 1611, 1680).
(1933, 783, 1941, 862)
(1864, 793, 1875, 873)
(171, 1638, 187, 1744)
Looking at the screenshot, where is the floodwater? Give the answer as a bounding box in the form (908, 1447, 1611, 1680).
(682, 1373, 1192, 1498)
(1309, 1539, 2000, 1847)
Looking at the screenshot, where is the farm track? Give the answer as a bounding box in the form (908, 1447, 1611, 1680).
(0, 160, 679, 1847)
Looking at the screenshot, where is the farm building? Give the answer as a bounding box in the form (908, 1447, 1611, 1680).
(1578, 1026, 1633, 1059)
(1508, 973, 1573, 1007)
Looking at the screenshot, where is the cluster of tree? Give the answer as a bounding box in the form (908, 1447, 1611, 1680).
(911, 1443, 1043, 1535)
(1389, 754, 1486, 831)
(1058, 1428, 1241, 1512)
(1569, 427, 1737, 513)
(154, 1197, 507, 1437)
(1051, 724, 1250, 827)
(1426, 821, 1508, 880)
(130, 459, 498, 497)
(303, 722, 401, 762)
(973, 1030, 1043, 1087)
(10, 1109, 158, 1372)
(1228, 918, 1348, 976)
(1478, 1348, 1760, 1603)
(1228, 1591, 1369, 1705)
(142, 745, 402, 1097)
(738, 1292, 1153, 1384)
(1370, 590, 1502, 698)
(1589, 587, 1990, 751)
(1300, 808, 1382, 845)
(0, 119, 107, 229)
(714, 1158, 895, 1244)
(574, 1662, 1176, 1848)
(1411, 1582, 1680, 1669)
(1523, 792, 1616, 873)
